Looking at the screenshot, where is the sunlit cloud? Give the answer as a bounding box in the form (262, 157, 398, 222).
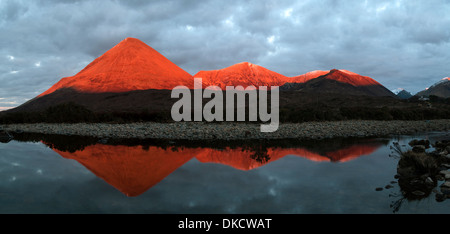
(185, 25, 194, 31)
(282, 8, 293, 18)
(0, 107, 13, 111)
(0, 101, 19, 105)
(267, 35, 275, 44)
(376, 4, 387, 13)
(223, 16, 235, 28)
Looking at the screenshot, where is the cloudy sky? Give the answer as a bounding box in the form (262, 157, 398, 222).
(1, 0, 449, 110)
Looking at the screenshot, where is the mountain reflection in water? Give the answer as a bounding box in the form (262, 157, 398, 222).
(12, 133, 385, 197)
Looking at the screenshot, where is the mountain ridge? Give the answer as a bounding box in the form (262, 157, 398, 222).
(5, 37, 402, 116)
(416, 77, 450, 98)
(280, 69, 396, 97)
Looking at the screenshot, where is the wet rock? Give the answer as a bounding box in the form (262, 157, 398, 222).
(441, 187, 450, 195)
(436, 192, 446, 202)
(375, 187, 383, 191)
(441, 181, 450, 188)
(435, 140, 450, 149)
(385, 185, 394, 189)
(409, 139, 430, 148)
(440, 170, 450, 176)
(412, 190, 426, 196)
(425, 177, 434, 186)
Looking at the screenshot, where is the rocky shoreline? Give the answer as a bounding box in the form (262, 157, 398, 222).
(382, 138, 450, 205)
(1, 120, 450, 140)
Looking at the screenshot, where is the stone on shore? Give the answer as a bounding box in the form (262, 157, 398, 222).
(441, 181, 450, 188)
(0, 130, 13, 143)
(412, 190, 426, 196)
(440, 170, 450, 176)
(0, 120, 449, 140)
(436, 192, 446, 202)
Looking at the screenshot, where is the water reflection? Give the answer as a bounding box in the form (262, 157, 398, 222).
(11, 133, 386, 197)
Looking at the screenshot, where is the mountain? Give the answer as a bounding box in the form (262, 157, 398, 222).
(39, 37, 194, 97)
(290, 70, 330, 83)
(8, 38, 195, 113)
(2, 37, 406, 122)
(392, 88, 413, 99)
(397, 90, 413, 99)
(281, 69, 396, 97)
(195, 63, 329, 89)
(194, 62, 289, 88)
(416, 77, 450, 98)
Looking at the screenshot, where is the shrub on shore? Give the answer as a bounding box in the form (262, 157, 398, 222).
(0, 102, 172, 124)
(1, 100, 450, 124)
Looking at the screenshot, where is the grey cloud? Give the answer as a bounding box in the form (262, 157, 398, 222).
(1, 0, 449, 109)
(0, 0, 29, 21)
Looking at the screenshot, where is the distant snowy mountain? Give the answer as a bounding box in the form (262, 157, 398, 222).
(391, 88, 413, 99)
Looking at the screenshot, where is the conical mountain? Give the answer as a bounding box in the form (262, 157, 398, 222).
(394, 89, 413, 99)
(39, 37, 194, 97)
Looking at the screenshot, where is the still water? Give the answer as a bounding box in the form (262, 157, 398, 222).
(0, 132, 449, 214)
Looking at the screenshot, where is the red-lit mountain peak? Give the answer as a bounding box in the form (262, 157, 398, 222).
(324, 69, 381, 87)
(195, 62, 289, 89)
(290, 70, 330, 83)
(38, 37, 194, 97)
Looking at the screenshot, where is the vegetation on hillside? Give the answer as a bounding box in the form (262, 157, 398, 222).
(1, 95, 450, 124)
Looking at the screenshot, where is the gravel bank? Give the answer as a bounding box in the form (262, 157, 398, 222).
(2, 120, 450, 140)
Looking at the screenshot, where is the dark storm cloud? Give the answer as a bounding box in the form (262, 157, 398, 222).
(1, 0, 449, 109)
